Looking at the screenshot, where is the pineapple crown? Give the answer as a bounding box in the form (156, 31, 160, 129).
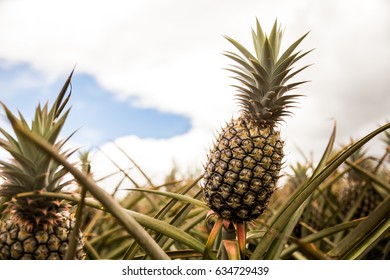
(0, 71, 77, 231)
(0, 71, 76, 197)
(224, 19, 312, 125)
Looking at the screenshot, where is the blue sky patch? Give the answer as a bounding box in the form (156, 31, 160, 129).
(0, 63, 192, 147)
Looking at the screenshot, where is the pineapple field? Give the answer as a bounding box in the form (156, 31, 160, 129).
(0, 20, 389, 260)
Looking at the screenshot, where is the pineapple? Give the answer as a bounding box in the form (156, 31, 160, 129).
(202, 20, 311, 222)
(0, 73, 85, 260)
(338, 147, 384, 220)
(282, 162, 323, 237)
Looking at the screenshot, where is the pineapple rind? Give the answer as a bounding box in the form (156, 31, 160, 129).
(202, 20, 309, 222)
(203, 116, 284, 221)
(0, 211, 85, 260)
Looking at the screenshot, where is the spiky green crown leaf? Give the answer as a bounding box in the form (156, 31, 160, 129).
(0, 71, 76, 197)
(224, 19, 312, 125)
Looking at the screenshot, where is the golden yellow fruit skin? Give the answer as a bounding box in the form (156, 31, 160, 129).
(203, 116, 284, 221)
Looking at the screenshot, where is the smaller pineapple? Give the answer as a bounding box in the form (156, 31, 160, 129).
(0, 72, 85, 260)
(339, 147, 384, 220)
(290, 163, 323, 236)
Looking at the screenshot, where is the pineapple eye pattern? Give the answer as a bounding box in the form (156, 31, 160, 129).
(202, 19, 309, 221)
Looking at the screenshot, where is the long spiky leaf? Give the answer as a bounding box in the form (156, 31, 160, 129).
(12, 122, 171, 260)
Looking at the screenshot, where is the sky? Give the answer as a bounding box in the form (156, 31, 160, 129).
(0, 0, 389, 192)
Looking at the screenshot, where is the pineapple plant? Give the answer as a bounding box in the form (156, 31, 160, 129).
(0, 72, 85, 260)
(203, 19, 311, 223)
(338, 147, 384, 220)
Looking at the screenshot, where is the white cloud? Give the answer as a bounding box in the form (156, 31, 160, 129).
(1, 0, 389, 188)
(87, 127, 216, 196)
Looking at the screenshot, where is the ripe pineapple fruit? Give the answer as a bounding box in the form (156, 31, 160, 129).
(0, 73, 85, 260)
(203, 20, 311, 222)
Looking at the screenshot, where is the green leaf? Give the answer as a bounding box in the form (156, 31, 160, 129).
(275, 32, 310, 69)
(344, 218, 390, 259)
(223, 52, 255, 73)
(203, 217, 223, 259)
(51, 68, 74, 119)
(126, 188, 207, 209)
(327, 194, 390, 259)
(224, 35, 256, 61)
(345, 160, 390, 193)
(253, 19, 266, 60)
(268, 19, 282, 59)
(281, 64, 312, 86)
(260, 38, 275, 73)
(265, 198, 309, 259)
(223, 240, 241, 260)
(125, 183, 205, 260)
(225, 67, 256, 86)
(158, 190, 204, 250)
(127, 208, 211, 258)
(12, 123, 171, 260)
(113, 142, 155, 188)
(251, 122, 390, 259)
(16, 189, 209, 259)
(249, 58, 271, 83)
(280, 219, 362, 258)
(65, 185, 86, 260)
(236, 222, 246, 259)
